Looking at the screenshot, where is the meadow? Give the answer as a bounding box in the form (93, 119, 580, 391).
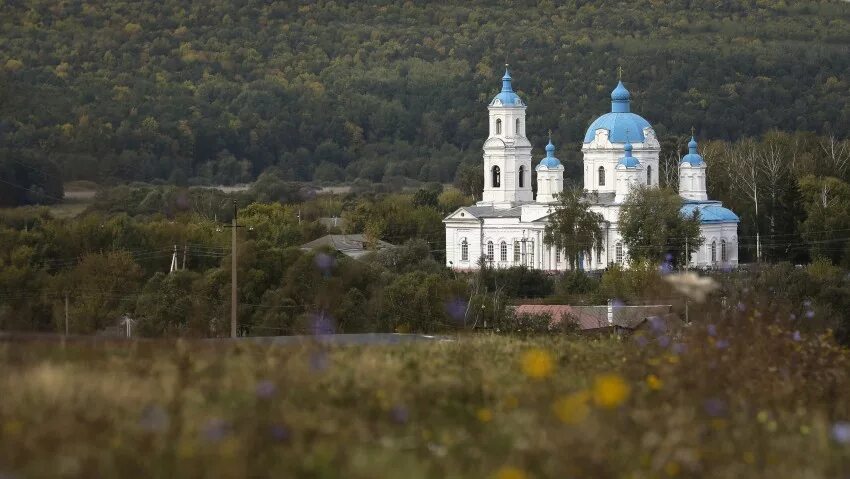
(1, 303, 849, 479)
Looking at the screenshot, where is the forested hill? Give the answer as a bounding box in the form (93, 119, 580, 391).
(1, 0, 849, 191)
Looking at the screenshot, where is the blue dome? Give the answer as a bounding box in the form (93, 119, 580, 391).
(617, 141, 640, 168)
(611, 81, 631, 102)
(583, 81, 653, 144)
(680, 202, 740, 223)
(681, 136, 705, 166)
(490, 68, 524, 106)
(537, 140, 562, 169)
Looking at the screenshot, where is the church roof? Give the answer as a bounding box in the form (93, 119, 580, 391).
(490, 68, 524, 107)
(681, 136, 705, 166)
(536, 139, 562, 170)
(680, 202, 740, 223)
(583, 81, 653, 144)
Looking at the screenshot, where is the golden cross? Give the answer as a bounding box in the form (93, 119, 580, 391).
(548, 129, 552, 141)
(617, 65, 623, 81)
(691, 126, 695, 136)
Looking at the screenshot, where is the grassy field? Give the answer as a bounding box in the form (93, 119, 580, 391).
(1, 314, 849, 478)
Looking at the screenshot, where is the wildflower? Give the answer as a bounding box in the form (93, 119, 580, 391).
(706, 324, 717, 337)
(520, 348, 554, 380)
(201, 418, 229, 443)
(502, 396, 519, 410)
(138, 405, 169, 432)
(255, 380, 277, 399)
(671, 343, 687, 355)
(391, 405, 409, 424)
(714, 339, 730, 350)
(634, 334, 649, 348)
(592, 373, 631, 409)
(552, 391, 591, 424)
(832, 422, 850, 444)
(648, 316, 667, 334)
(664, 461, 680, 476)
(737, 302, 746, 312)
(269, 424, 291, 442)
(789, 313, 796, 321)
(476, 408, 493, 423)
(646, 374, 663, 391)
(663, 272, 719, 303)
(494, 466, 527, 479)
(657, 335, 670, 348)
(805, 310, 815, 319)
(703, 398, 726, 417)
(791, 331, 802, 342)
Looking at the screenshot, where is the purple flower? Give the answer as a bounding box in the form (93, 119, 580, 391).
(310, 313, 335, 335)
(737, 302, 746, 312)
(256, 380, 277, 399)
(648, 316, 667, 334)
(445, 298, 467, 322)
(706, 324, 717, 337)
(391, 405, 409, 424)
(832, 422, 850, 444)
(139, 405, 169, 432)
(314, 253, 335, 275)
(634, 334, 649, 348)
(715, 339, 730, 350)
(805, 310, 815, 320)
(310, 351, 329, 372)
(269, 424, 291, 442)
(789, 313, 797, 321)
(672, 343, 687, 355)
(703, 398, 727, 417)
(657, 335, 671, 348)
(201, 418, 229, 442)
(791, 331, 802, 342)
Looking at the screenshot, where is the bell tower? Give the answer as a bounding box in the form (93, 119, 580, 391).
(481, 66, 533, 206)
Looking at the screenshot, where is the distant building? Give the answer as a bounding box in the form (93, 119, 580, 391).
(443, 68, 740, 271)
(300, 234, 393, 259)
(513, 303, 678, 334)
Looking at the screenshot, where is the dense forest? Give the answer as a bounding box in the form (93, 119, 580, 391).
(2, 0, 850, 197)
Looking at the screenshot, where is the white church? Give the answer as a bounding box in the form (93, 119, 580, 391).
(443, 69, 740, 271)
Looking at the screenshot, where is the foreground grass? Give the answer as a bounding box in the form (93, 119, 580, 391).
(1, 316, 849, 478)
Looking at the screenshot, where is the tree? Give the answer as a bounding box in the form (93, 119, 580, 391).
(798, 175, 850, 265)
(543, 189, 604, 270)
(618, 186, 702, 267)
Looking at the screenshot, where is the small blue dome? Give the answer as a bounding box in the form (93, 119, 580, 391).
(611, 81, 631, 102)
(617, 141, 640, 168)
(681, 136, 705, 166)
(490, 68, 524, 106)
(537, 139, 562, 169)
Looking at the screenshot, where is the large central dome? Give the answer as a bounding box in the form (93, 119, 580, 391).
(583, 81, 653, 144)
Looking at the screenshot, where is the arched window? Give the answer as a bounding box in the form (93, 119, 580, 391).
(500, 241, 507, 262)
(555, 248, 561, 264)
(460, 239, 468, 261)
(711, 241, 717, 263)
(514, 241, 521, 263)
(647, 165, 652, 185)
(487, 241, 494, 263)
(515, 118, 521, 136)
(721, 240, 727, 262)
(518, 165, 525, 188)
(615, 242, 624, 265)
(496, 119, 502, 135)
(598, 166, 606, 186)
(492, 166, 501, 187)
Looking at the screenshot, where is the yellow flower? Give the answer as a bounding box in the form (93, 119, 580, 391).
(477, 407, 493, 423)
(494, 466, 527, 479)
(646, 374, 663, 391)
(664, 462, 681, 476)
(502, 395, 519, 410)
(592, 373, 631, 408)
(552, 391, 591, 425)
(520, 348, 554, 380)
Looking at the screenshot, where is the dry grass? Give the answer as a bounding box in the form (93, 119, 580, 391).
(1, 312, 849, 478)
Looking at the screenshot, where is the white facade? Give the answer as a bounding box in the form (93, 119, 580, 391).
(444, 71, 740, 272)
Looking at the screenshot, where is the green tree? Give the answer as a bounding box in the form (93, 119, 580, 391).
(619, 186, 703, 267)
(798, 175, 850, 265)
(543, 189, 604, 270)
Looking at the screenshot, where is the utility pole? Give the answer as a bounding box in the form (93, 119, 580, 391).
(224, 200, 244, 338)
(182, 244, 187, 270)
